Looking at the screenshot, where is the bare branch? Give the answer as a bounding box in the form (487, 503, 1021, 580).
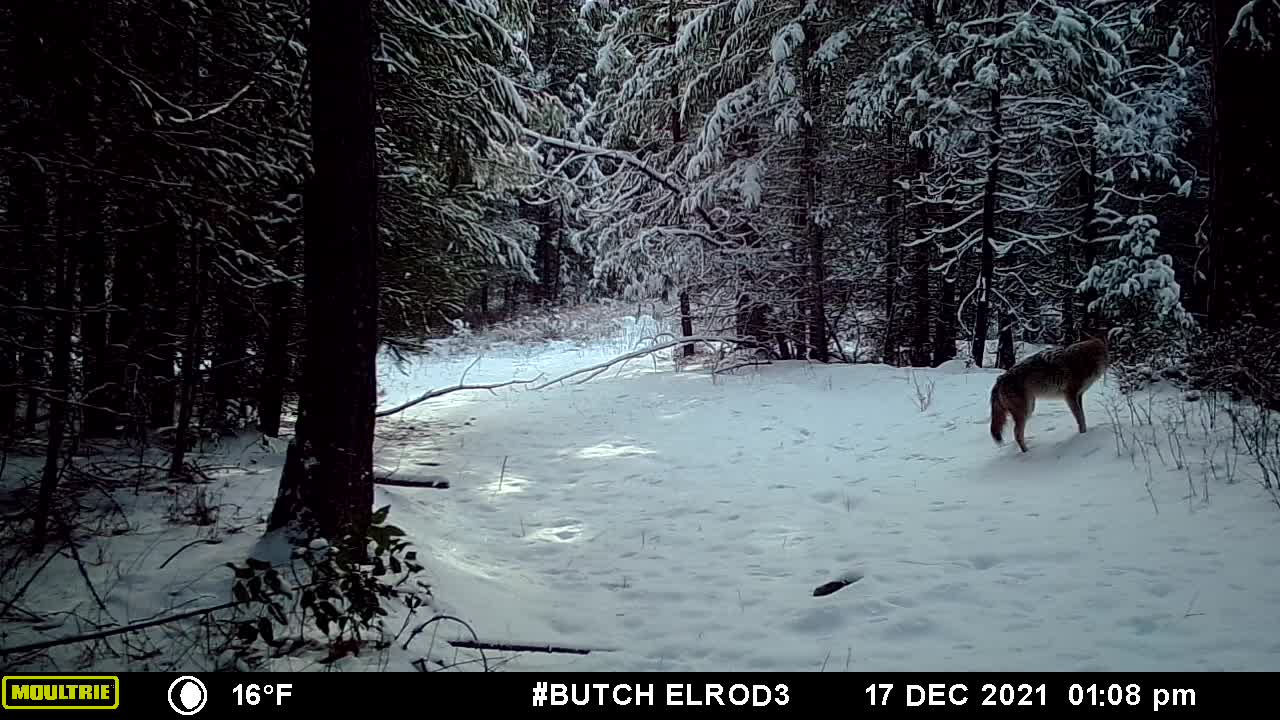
(531, 336, 768, 391)
(0, 600, 240, 658)
(374, 377, 543, 418)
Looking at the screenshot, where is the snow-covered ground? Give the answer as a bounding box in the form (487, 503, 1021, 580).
(4, 302, 1280, 673)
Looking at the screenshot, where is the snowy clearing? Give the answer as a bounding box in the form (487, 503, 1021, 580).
(4, 306, 1280, 673)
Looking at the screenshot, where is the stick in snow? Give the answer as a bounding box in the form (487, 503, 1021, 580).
(447, 639, 599, 655)
(375, 477, 450, 489)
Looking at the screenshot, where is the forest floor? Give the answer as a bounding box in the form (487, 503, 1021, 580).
(3, 301, 1280, 673)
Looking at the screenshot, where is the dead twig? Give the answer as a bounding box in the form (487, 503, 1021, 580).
(158, 538, 224, 570)
(448, 639, 596, 655)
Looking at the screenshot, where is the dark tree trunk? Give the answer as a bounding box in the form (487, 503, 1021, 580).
(11, 157, 48, 437)
(933, 275, 957, 366)
(679, 291, 695, 358)
(534, 203, 561, 303)
(997, 308, 1016, 369)
(1204, 0, 1280, 331)
(110, 222, 143, 434)
(969, 0, 1006, 368)
(881, 123, 901, 365)
(505, 278, 518, 314)
(211, 282, 248, 432)
(882, 227, 901, 363)
(0, 348, 14, 441)
(258, 242, 297, 438)
(1075, 144, 1099, 340)
(776, 333, 793, 360)
(908, 128, 934, 367)
(909, 241, 933, 367)
(146, 226, 179, 429)
(269, 0, 380, 542)
(33, 183, 78, 551)
(8, 1, 52, 439)
(801, 27, 829, 363)
(71, 50, 109, 438)
(170, 236, 207, 477)
(1060, 234, 1077, 344)
(970, 212, 997, 367)
(79, 221, 113, 437)
(666, 2, 696, 360)
(903, 0, 938, 368)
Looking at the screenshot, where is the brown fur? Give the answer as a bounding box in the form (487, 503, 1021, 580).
(989, 337, 1109, 453)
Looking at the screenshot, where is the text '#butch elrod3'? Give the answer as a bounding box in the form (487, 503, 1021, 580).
(531, 682, 791, 708)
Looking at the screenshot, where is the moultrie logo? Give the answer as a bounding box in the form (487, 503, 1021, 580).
(2, 675, 120, 710)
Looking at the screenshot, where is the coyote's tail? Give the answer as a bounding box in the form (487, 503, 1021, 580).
(989, 383, 1007, 445)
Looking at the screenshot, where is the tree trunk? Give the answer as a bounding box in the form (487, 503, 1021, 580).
(969, 0, 1006, 368)
(79, 221, 113, 437)
(33, 182, 78, 551)
(11, 157, 47, 437)
(933, 274, 957, 366)
(997, 308, 1016, 369)
(666, 1, 695, 359)
(1076, 144, 1099, 340)
(881, 122, 901, 365)
(801, 26, 829, 363)
(210, 282, 248, 432)
(909, 241, 933, 367)
(258, 244, 297, 438)
(970, 209, 997, 367)
(905, 0, 941, 368)
(1204, 0, 1280, 331)
(678, 291, 695, 358)
(170, 235, 207, 477)
(146, 226, 178, 429)
(0, 345, 14, 441)
(269, 0, 380, 543)
(10, 0, 52, 439)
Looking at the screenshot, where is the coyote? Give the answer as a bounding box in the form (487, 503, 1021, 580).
(989, 337, 1109, 453)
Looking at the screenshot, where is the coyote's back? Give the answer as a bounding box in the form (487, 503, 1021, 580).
(989, 337, 1108, 453)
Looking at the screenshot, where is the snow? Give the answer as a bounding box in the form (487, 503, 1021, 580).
(374, 321, 1280, 672)
(5, 303, 1280, 673)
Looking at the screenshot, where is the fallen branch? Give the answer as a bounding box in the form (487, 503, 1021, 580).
(448, 640, 597, 655)
(531, 335, 765, 391)
(0, 599, 238, 657)
(375, 477, 450, 489)
(375, 377, 541, 418)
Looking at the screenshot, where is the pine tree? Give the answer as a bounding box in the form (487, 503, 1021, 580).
(268, 0, 380, 541)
